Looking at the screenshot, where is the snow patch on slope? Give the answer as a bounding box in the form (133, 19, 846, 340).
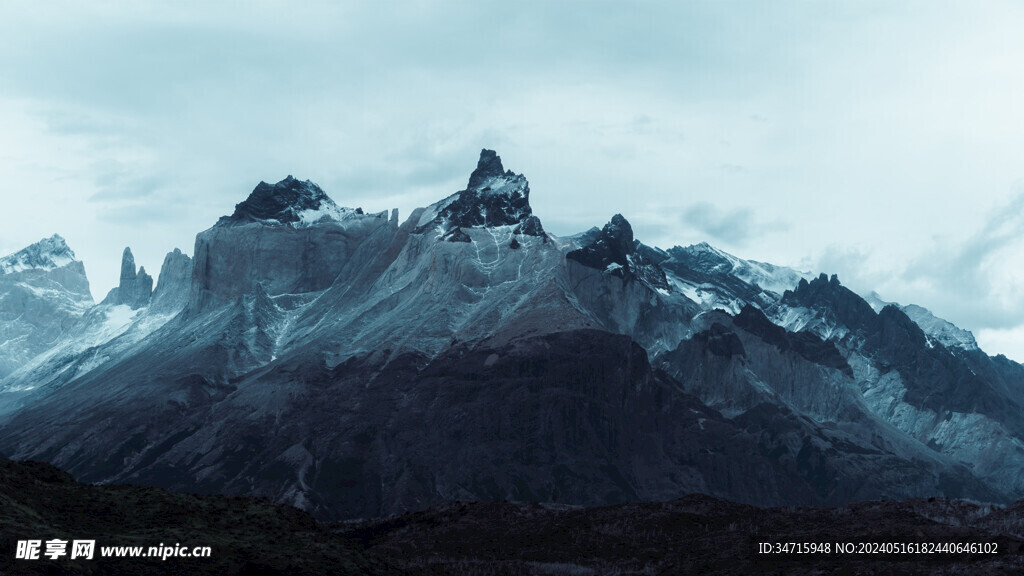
(295, 204, 363, 227)
(666, 275, 744, 314)
(772, 305, 850, 341)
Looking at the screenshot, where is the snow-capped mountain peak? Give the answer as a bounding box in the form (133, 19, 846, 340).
(417, 149, 543, 238)
(0, 234, 77, 274)
(218, 176, 362, 228)
(0, 235, 93, 381)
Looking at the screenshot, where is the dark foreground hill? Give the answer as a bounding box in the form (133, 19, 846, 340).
(0, 459, 387, 576)
(4, 459, 1024, 576)
(341, 496, 1024, 575)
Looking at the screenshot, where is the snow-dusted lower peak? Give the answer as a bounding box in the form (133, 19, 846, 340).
(863, 291, 889, 313)
(82, 304, 143, 348)
(0, 299, 180, 403)
(218, 175, 365, 228)
(0, 234, 77, 275)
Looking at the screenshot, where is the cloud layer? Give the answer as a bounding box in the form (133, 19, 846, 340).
(3, 1, 1024, 358)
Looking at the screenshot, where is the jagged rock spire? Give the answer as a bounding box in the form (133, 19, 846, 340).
(466, 149, 507, 190)
(151, 248, 193, 313)
(567, 214, 636, 269)
(119, 247, 137, 287)
(566, 213, 669, 290)
(102, 247, 152, 309)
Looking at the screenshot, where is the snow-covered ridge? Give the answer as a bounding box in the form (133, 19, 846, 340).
(682, 242, 810, 296)
(0, 234, 76, 274)
(656, 242, 810, 315)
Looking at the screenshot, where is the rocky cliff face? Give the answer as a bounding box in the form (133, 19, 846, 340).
(659, 241, 809, 313)
(0, 328, 939, 521)
(150, 248, 193, 313)
(187, 177, 395, 314)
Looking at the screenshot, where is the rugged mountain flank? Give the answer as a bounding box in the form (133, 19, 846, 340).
(2, 149, 1024, 523)
(770, 273, 1024, 498)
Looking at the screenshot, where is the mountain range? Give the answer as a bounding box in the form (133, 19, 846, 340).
(1, 149, 1023, 522)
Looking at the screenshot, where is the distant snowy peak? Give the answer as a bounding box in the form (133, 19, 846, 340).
(673, 242, 810, 296)
(656, 242, 808, 314)
(864, 292, 978, 351)
(417, 149, 544, 240)
(218, 176, 364, 228)
(903, 304, 979, 351)
(863, 291, 889, 313)
(0, 234, 77, 275)
(567, 214, 669, 290)
(0, 235, 92, 380)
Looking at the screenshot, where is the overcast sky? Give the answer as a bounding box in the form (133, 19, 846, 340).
(3, 1, 1024, 359)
